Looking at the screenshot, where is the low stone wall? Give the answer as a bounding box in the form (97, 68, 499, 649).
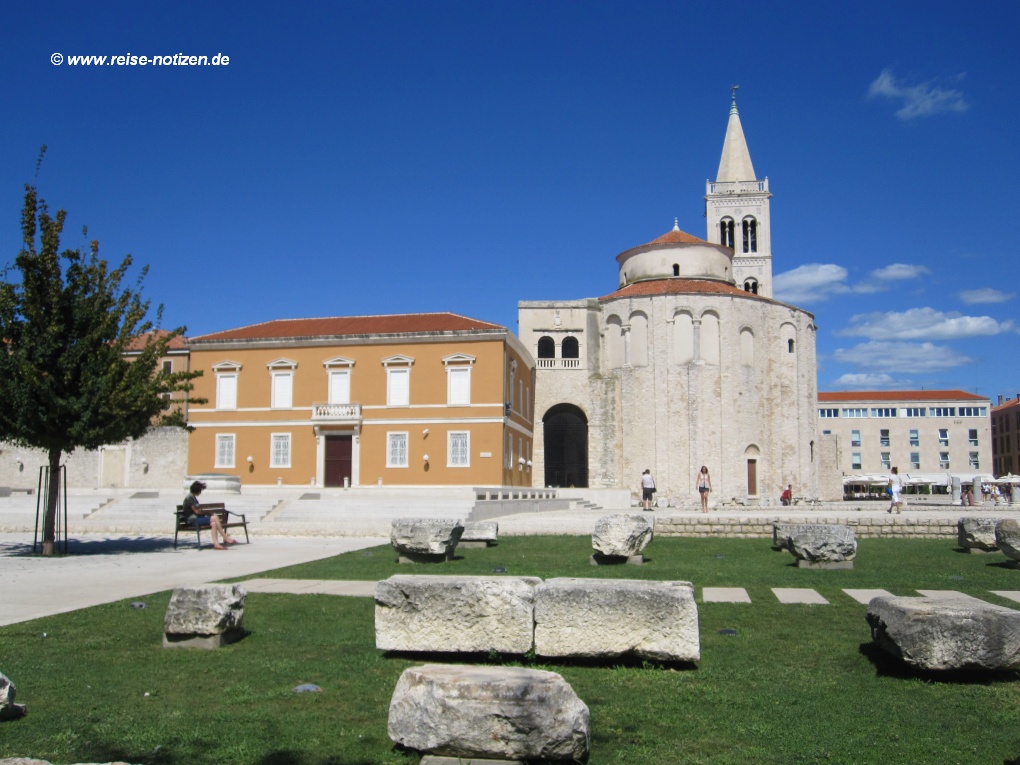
(654, 514, 959, 539)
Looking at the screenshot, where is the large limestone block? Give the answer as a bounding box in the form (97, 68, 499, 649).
(163, 584, 245, 649)
(460, 521, 498, 548)
(388, 664, 590, 762)
(592, 514, 653, 558)
(391, 519, 464, 559)
(375, 575, 540, 654)
(867, 594, 1020, 670)
(958, 517, 999, 552)
(0, 671, 27, 720)
(789, 524, 856, 563)
(534, 578, 699, 661)
(995, 519, 1020, 562)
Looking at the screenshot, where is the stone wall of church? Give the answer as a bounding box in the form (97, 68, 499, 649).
(523, 290, 824, 502)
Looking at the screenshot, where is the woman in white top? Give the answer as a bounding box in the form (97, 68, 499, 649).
(887, 467, 904, 514)
(696, 466, 712, 513)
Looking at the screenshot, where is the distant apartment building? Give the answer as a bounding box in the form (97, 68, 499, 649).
(992, 394, 1020, 476)
(123, 330, 192, 419)
(186, 313, 535, 488)
(817, 390, 991, 476)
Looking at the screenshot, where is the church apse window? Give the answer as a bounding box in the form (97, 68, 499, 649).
(720, 218, 735, 248)
(606, 315, 624, 369)
(788, 339, 795, 353)
(674, 312, 694, 364)
(630, 312, 648, 367)
(700, 312, 720, 365)
(673, 264, 680, 276)
(740, 328, 754, 366)
(742, 217, 758, 253)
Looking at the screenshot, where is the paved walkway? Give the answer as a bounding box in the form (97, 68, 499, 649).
(0, 532, 383, 626)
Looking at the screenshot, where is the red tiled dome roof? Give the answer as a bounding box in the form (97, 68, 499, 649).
(600, 278, 763, 302)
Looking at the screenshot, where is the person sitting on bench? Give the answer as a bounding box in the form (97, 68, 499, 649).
(183, 480, 237, 550)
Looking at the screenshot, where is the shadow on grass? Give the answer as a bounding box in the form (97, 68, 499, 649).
(986, 560, 1018, 570)
(82, 742, 383, 765)
(0, 535, 179, 557)
(381, 649, 697, 672)
(858, 641, 1020, 684)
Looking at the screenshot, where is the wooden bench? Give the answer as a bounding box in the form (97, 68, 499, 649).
(174, 503, 250, 549)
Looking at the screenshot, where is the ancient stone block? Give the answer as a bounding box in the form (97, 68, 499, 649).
(388, 664, 590, 762)
(789, 524, 856, 565)
(867, 594, 1020, 670)
(460, 521, 498, 548)
(391, 519, 464, 562)
(995, 519, 1020, 563)
(0, 671, 27, 720)
(533, 578, 699, 661)
(375, 575, 540, 654)
(163, 584, 245, 649)
(957, 517, 999, 552)
(591, 514, 653, 558)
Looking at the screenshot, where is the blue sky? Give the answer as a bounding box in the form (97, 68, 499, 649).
(3, 1, 1018, 401)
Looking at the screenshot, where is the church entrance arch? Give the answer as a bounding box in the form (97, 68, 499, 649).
(543, 404, 588, 488)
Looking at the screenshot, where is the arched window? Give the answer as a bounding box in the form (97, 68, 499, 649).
(720, 218, 735, 248)
(673, 263, 680, 276)
(701, 312, 720, 365)
(562, 336, 579, 359)
(742, 217, 758, 253)
(740, 328, 754, 366)
(630, 312, 648, 367)
(674, 312, 694, 364)
(537, 336, 555, 359)
(606, 315, 624, 369)
(743, 279, 758, 295)
(788, 339, 795, 354)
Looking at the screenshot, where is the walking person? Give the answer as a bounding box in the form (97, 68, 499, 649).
(640, 469, 656, 511)
(887, 467, 904, 514)
(696, 466, 712, 513)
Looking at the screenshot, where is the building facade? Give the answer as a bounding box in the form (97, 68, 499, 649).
(186, 313, 535, 488)
(518, 97, 831, 503)
(817, 390, 992, 476)
(992, 394, 1020, 476)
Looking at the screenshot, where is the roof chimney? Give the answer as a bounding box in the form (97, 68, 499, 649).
(999, 395, 1005, 405)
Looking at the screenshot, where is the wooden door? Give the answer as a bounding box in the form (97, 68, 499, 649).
(325, 436, 352, 487)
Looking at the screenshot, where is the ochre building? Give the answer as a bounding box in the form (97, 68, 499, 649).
(186, 313, 535, 488)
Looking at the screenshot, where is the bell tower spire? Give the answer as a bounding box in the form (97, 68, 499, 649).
(705, 88, 774, 298)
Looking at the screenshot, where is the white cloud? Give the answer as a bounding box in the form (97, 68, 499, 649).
(832, 341, 971, 374)
(867, 68, 969, 120)
(836, 307, 1015, 341)
(831, 373, 909, 390)
(773, 263, 849, 304)
(870, 263, 930, 281)
(960, 288, 1015, 305)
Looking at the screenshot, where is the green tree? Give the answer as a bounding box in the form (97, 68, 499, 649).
(0, 156, 201, 554)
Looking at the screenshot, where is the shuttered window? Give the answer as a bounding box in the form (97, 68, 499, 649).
(388, 368, 409, 406)
(271, 372, 293, 409)
(448, 367, 470, 406)
(329, 370, 351, 404)
(217, 374, 237, 410)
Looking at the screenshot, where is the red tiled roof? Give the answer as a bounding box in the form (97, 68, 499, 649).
(124, 329, 188, 352)
(191, 312, 505, 342)
(600, 278, 765, 301)
(645, 228, 710, 246)
(992, 396, 1020, 413)
(818, 390, 987, 403)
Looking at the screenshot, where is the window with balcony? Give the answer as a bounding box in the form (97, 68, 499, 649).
(215, 434, 235, 468)
(537, 336, 555, 359)
(270, 433, 291, 468)
(562, 336, 579, 360)
(387, 432, 408, 467)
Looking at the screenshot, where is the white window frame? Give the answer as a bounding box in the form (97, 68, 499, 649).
(387, 432, 409, 468)
(215, 433, 235, 468)
(968, 429, 979, 447)
(850, 429, 861, 447)
(270, 433, 291, 468)
(323, 357, 355, 405)
(448, 431, 470, 467)
(938, 428, 949, 447)
(910, 452, 920, 470)
(444, 355, 474, 407)
(383, 356, 414, 407)
(328, 369, 351, 405)
(880, 452, 891, 470)
(909, 429, 920, 447)
(939, 452, 950, 469)
(267, 359, 297, 410)
(851, 452, 862, 470)
(213, 362, 241, 410)
(969, 452, 980, 469)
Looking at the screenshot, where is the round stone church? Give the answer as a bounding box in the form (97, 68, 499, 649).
(518, 96, 826, 505)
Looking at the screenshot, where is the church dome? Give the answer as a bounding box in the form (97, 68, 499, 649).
(615, 220, 735, 288)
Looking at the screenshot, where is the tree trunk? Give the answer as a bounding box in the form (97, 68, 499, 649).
(41, 447, 62, 556)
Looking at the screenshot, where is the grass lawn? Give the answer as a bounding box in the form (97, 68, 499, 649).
(1, 536, 1018, 765)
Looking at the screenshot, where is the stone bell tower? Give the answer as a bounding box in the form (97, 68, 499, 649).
(705, 87, 774, 298)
